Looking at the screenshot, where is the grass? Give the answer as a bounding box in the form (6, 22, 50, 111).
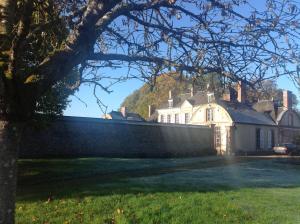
(16, 156, 300, 223)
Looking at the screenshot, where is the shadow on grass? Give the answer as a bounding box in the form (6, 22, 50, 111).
(17, 156, 300, 202)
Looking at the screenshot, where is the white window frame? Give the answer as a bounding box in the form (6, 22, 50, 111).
(206, 108, 214, 121)
(184, 113, 190, 124)
(160, 114, 164, 123)
(175, 114, 179, 123)
(167, 114, 171, 123)
(207, 93, 214, 103)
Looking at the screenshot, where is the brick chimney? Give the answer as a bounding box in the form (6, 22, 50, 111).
(223, 87, 237, 102)
(120, 106, 127, 117)
(283, 90, 292, 109)
(190, 87, 195, 97)
(237, 81, 246, 103)
(148, 105, 156, 118)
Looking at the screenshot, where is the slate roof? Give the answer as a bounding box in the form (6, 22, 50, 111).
(218, 100, 277, 126)
(147, 111, 159, 122)
(157, 91, 279, 126)
(108, 111, 145, 121)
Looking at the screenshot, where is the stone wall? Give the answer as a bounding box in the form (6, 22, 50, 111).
(20, 116, 215, 158)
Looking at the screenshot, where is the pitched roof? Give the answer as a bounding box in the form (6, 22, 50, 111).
(157, 90, 292, 126)
(158, 91, 208, 109)
(218, 100, 277, 126)
(108, 111, 145, 121)
(126, 112, 145, 121)
(109, 111, 125, 120)
(147, 111, 159, 122)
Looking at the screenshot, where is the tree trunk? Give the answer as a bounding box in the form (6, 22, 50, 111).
(0, 120, 23, 224)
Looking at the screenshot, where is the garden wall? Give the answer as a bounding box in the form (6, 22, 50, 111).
(20, 116, 215, 158)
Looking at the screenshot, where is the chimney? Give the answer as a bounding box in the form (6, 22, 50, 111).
(190, 87, 195, 97)
(168, 90, 173, 108)
(120, 106, 127, 117)
(237, 81, 246, 103)
(169, 90, 172, 99)
(283, 90, 292, 109)
(148, 105, 156, 118)
(223, 87, 237, 102)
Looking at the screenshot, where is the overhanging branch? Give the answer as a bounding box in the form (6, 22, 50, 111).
(88, 52, 255, 87)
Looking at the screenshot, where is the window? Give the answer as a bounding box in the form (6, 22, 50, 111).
(267, 130, 275, 149)
(184, 113, 190, 124)
(289, 114, 294, 126)
(175, 114, 179, 123)
(256, 128, 261, 150)
(271, 130, 275, 148)
(260, 130, 264, 149)
(206, 108, 214, 121)
(167, 114, 171, 123)
(207, 93, 215, 103)
(215, 127, 221, 148)
(256, 128, 265, 150)
(267, 130, 272, 149)
(160, 114, 164, 123)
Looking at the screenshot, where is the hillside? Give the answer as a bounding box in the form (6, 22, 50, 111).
(120, 72, 224, 118)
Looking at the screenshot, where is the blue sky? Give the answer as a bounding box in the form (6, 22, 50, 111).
(64, 78, 143, 118)
(64, 76, 299, 118)
(64, 1, 300, 118)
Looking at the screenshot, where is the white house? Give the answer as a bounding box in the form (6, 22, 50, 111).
(153, 82, 300, 155)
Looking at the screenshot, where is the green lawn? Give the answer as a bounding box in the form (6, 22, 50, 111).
(16, 156, 300, 224)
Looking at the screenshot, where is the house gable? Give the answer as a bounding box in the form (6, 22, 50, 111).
(190, 103, 233, 125)
(180, 99, 193, 109)
(277, 110, 300, 127)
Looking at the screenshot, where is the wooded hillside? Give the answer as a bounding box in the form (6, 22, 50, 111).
(121, 73, 226, 118)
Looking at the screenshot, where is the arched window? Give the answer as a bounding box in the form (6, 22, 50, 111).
(288, 114, 294, 126)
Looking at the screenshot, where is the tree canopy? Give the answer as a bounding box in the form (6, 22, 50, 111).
(1, 0, 300, 121)
(1, 1, 300, 223)
(121, 72, 225, 118)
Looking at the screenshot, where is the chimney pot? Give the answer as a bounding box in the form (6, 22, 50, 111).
(169, 90, 172, 99)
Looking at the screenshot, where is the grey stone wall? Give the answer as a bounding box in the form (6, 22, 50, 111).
(20, 116, 215, 158)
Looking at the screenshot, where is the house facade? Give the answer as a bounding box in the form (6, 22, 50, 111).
(154, 82, 300, 155)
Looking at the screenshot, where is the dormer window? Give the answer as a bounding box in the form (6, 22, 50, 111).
(167, 114, 171, 123)
(207, 93, 215, 103)
(184, 113, 190, 124)
(206, 108, 214, 121)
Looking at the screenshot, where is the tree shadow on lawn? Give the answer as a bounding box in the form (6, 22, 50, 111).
(17, 156, 300, 203)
